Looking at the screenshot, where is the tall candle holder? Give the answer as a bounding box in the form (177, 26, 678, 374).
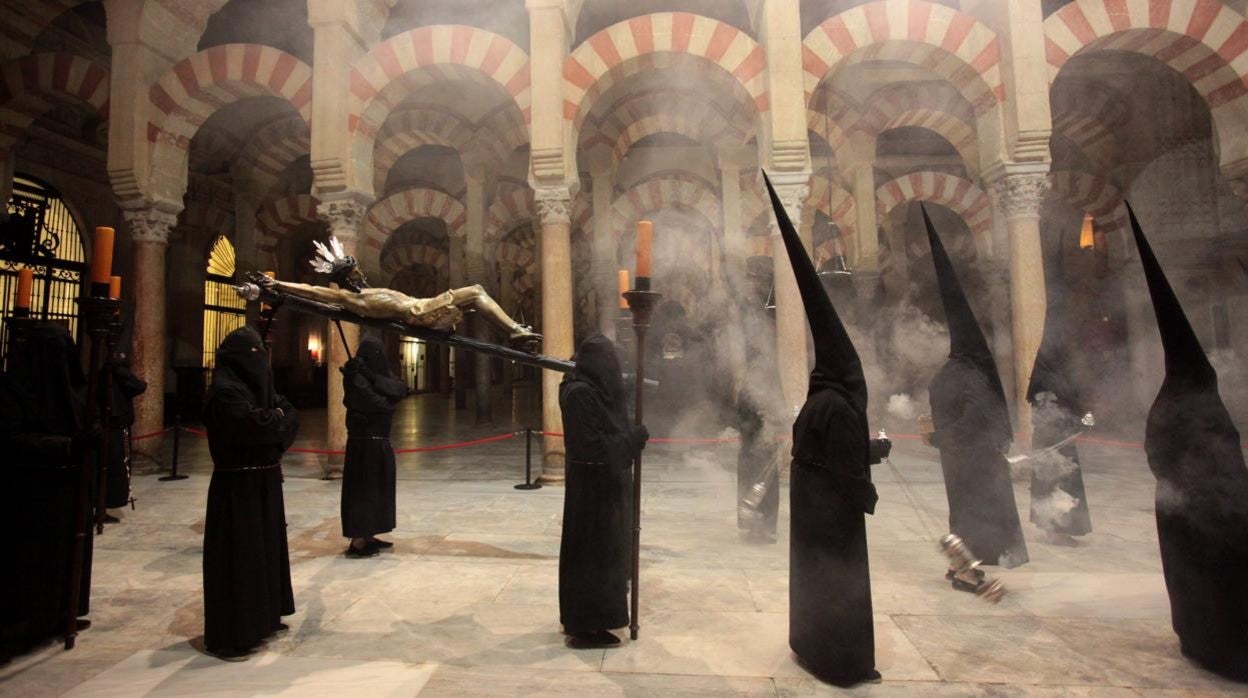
(65, 289, 121, 649)
(622, 281, 660, 641)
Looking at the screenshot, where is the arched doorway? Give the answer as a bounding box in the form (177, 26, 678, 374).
(0, 175, 87, 350)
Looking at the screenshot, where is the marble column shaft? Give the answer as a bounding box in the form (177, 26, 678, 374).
(993, 172, 1050, 448)
(318, 198, 366, 472)
(125, 207, 177, 457)
(465, 170, 492, 424)
(849, 163, 880, 271)
(769, 181, 811, 415)
(591, 169, 616, 339)
(719, 161, 745, 282)
(535, 187, 573, 484)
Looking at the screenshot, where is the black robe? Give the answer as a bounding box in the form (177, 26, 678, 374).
(930, 359, 1028, 567)
(341, 336, 406, 539)
(0, 323, 92, 655)
(558, 334, 645, 635)
(202, 327, 299, 653)
(1129, 207, 1248, 681)
(789, 388, 880, 685)
(99, 358, 146, 509)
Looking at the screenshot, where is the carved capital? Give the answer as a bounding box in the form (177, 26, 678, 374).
(123, 207, 179, 245)
(990, 173, 1051, 219)
(768, 180, 811, 230)
(316, 196, 369, 239)
(534, 186, 573, 225)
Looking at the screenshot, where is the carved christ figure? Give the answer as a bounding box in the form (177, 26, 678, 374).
(249, 238, 541, 347)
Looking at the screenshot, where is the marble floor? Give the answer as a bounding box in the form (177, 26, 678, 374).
(1, 391, 1244, 696)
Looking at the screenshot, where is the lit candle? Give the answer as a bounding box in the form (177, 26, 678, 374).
(635, 220, 653, 291)
(15, 267, 33, 310)
(90, 226, 115, 289)
(108, 275, 121, 300)
(618, 269, 630, 309)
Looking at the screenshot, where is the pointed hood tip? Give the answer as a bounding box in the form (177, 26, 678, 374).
(762, 171, 866, 411)
(1125, 201, 1216, 385)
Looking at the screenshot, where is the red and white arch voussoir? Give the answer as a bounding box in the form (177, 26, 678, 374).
(0, 52, 109, 156)
(149, 44, 311, 148)
(349, 25, 531, 139)
(806, 173, 858, 240)
(875, 171, 992, 237)
(564, 13, 768, 130)
(256, 194, 321, 255)
(1048, 170, 1128, 238)
(610, 176, 722, 230)
(381, 243, 450, 278)
(861, 82, 979, 169)
(803, 1, 1004, 116)
(487, 185, 534, 243)
(360, 187, 467, 270)
(372, 104, 474, 196)
(1045, 0, 1248, 111)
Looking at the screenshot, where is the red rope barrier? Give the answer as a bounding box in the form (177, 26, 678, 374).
(131, 428, 171, 441)
(176, 426, 516, 456)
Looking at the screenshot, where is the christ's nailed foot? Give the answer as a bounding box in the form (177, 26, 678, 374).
(509, 325, 542, 352)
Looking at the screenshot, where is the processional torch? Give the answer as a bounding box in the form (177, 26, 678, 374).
(622, 220, 660, 642)
(66, 227, 123, 649)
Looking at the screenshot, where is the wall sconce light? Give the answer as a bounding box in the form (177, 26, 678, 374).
(308, 335, 322, 365)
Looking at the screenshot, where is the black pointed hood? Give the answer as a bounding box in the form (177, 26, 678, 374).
(1127, 202, 1216, 388)
(763, 172, 866, 413)
(1027, 243, 1082, 412)
(923, 205, 1010, 426)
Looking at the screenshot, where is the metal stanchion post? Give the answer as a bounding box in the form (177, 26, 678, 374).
(159, 415, 187, 481)
(515, 427, 541, 490)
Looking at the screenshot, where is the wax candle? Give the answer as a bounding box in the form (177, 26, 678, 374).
(15, 267, 33, 310)
(90, 226, 114, 286)
(618, 269, 629, 309)
(108, 275, 121, 300)
(635, 220, 653, 279)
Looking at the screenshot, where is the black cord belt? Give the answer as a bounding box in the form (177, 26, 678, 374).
(348, 435, 391, 442)
(568, 458, 607, 466)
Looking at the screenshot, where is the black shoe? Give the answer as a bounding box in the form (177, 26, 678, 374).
(567, 630, 620, 649)
(345, 542, 379, 558)
(205, 646, 250, 662)
(103, 513, 121, 524)
(368, 537, 394, 549)
(272, 622, 290, 635)
(75, 618, 91, 631)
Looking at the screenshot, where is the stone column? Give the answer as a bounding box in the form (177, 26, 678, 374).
(124, 206, 178, 457)
(449, 232, 468, 410)
(847, 163, 880, 271)
(719, 153, 745, 283)
(591, 167, 617, 339)
(535, 186, 574, 483)
(991, 170, 1050, 448)
(769, 178, 811, 414)
(464, 159, 492, 424)
(317, 196, 367, 476)
(499, 263, 516, 396)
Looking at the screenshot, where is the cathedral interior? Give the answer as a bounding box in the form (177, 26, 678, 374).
(2, 0, 1248, 695)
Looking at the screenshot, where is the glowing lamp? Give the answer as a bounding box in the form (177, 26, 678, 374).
(307, 334, 322, 364)
(1079, 214, 1095, 250)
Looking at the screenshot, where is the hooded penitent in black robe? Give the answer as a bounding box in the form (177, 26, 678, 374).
(1129, 206, 1248, 681)
(202, 326, 299, 654)
(1026, 255, 1091, 537)
(0, 323, 93, 654)
(99, 355, 146, 509)
(341, 336, 406, 539)
(558, 334, 647, 635)
(766, 174, 881, 686)
(924, 208, 1028, 568)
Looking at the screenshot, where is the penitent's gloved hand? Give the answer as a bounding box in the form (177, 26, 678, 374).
(632, 424, 650, 451)
(868, 438, 892, 464)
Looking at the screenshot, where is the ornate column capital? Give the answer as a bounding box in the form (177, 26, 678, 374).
(123, 206, 179, 245)
(534, 186, 574, 226)
(316, 194, 370, 240)
(766, 174, 811, 230)
(989, 172, 1051, 220)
